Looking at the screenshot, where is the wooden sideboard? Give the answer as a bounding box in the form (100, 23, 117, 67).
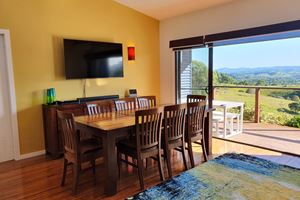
(42, 95, 119, 158)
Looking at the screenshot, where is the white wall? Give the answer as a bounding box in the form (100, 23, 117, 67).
(160, 0, 300, 103)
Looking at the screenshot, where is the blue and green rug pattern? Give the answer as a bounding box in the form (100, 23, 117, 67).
(127, 153, 300, 199)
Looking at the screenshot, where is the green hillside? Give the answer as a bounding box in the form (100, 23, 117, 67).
(190, 60, 300, 126)
(215, 88, 295, 124)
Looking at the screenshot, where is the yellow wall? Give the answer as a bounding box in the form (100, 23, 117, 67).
(0, 0, 160, 154)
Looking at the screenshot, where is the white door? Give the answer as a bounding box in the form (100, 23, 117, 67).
(0, 34, 14, 162)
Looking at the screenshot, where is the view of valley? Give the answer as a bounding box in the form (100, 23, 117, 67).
(190, 60, 300, 127)
(214, 65, 300, 127)
(188, 37, 300, 128)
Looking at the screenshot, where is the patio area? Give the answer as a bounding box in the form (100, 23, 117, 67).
(214, 122, 300, 156)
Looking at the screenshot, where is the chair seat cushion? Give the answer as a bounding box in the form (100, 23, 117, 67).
(80, 139, 102, 154)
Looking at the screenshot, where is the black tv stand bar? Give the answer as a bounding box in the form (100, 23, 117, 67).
(55, 95, 119, 105)
(77, 95, 119, 103)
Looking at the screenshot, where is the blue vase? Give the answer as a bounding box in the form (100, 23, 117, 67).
(47, 88, 56, 104)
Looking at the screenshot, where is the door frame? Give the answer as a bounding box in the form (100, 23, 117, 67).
(174, 46, 213, 155)
(0, 29, 20, 160)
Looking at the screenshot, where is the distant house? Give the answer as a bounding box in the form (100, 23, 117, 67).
(180, 50, 192, 102)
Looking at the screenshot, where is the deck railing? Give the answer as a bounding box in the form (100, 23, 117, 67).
(212, 85, 300, 123)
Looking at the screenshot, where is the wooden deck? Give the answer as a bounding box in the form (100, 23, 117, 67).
(214, 122, 300, 156)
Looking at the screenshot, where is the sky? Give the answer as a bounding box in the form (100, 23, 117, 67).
(192, 37, 300, 69)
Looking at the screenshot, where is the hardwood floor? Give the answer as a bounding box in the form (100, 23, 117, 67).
(1, 139, 300, 200)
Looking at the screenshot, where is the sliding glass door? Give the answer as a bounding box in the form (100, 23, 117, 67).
(175, 47, 209, 103)
(175, 46, 213, 155)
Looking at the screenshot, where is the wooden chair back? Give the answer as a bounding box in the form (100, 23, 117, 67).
(57, 110, 78, 154)
(114, 98, 136, 111)
(164, 104, 186, 142)
(187, 101, 206, 137)
(135, 108, 163, 151)
(86, 100, 113, 115)
(187, 95, 206, 103)
(137, 96, 156, 108)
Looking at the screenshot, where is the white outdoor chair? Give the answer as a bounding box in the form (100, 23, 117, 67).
(213, 111, 240, 137)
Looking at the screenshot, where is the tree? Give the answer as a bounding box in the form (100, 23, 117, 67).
(191, 62, 238, 86)
(217, 72, 236, 84)
(288, 102, 300, 112)
(213, 71, 220, 84)
(238, 80, 249, 85)
(256, 79, 266, 86)
(191, 60, 208, 88)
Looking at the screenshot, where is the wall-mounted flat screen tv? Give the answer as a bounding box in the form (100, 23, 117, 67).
(64, 39, 123, 79)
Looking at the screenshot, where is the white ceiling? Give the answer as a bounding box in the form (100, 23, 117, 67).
(114, 0, 236, 20)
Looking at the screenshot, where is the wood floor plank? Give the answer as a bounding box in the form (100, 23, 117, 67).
(1, 139, 300, 200)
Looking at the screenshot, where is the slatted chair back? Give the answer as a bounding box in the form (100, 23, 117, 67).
(86, 104, 98, 115)
(86, 100, 113, 115)
(187, 95, 206, 103)
(135, 108, 163, 151)
(137, 96, 156, 108)
(57, 110, 78, 154)
(114, 98, 136, 111)
(164, 104, 186, 142)
(187, 101, 206, 137)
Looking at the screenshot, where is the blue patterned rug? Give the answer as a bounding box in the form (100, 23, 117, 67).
(127, 153, 300, 199)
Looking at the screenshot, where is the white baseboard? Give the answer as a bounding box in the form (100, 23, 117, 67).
(18, 150, 46, 160)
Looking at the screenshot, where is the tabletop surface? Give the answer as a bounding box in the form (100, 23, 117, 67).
(75, 104, 215, 132)
(213, 100, 244, 107)
(75, 110, 136, 131)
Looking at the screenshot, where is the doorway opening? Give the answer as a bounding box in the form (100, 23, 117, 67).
(0, 29, 20, 162)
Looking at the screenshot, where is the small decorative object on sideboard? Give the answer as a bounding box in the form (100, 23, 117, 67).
(128, 89, 137, 97)
(46, 88, 56, 104)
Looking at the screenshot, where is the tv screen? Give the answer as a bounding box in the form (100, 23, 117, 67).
(63, 39, 123, 79)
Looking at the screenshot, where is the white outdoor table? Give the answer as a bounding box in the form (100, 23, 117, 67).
(213, 100, 244, 138)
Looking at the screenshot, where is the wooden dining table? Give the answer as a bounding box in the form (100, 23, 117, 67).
(74, 105, 214, 196)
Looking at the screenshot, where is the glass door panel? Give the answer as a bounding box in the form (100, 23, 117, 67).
(176, 47, 209, 103)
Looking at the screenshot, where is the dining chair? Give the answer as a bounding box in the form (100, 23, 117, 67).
(57, 110, 103, 195)
(116, 108, 165, 190)
(185, 101, 208, 168)
(85, 101, 113, 143)
(114, 98, 137, 164)
(114, 97, 136, 111)
(86, 100, 113, 115)
(163, 104, 188, 178)
(137, 96, 156, 108)
(57, 104, 89, 140)
(187, 94, 206, 103)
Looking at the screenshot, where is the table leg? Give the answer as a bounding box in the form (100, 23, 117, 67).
(229, 117, 233, 134)
(223, 107, 227, 138)
(240, 105, 244, 133)
(237, 115, 240, 133)
(103, 133, 118, 196)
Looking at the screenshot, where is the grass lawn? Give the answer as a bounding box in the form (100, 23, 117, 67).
(215, 88, 296, 124)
